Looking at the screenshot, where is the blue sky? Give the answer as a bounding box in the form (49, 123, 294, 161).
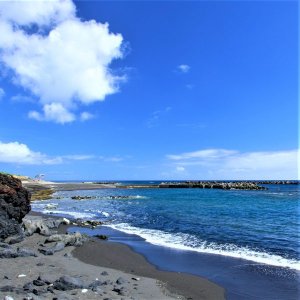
(0, 0, 298, 180)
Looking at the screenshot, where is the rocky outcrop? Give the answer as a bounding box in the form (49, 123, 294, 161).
(0, 174, 31, 241)
(120, 181, 267, 190)
(0, 246, 37, 258)
(257, 180, 299, 185)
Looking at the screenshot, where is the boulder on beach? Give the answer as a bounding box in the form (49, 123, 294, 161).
(45, 232, 88, 246)
(22, 215, 71, 236)
(0, 173, 31, 241)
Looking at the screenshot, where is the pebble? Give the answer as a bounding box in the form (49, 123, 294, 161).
(23, 282, 34, 292)
(3, 296, 14, 300)
(62, 218, 70, 225)
(116, 277, 126, 285)
(131, 277, 140, 281)
(101, 271, 109, 276)
(18, 274, 26, 278)
(39, 242, 65, 255)
(53, 275, 85, 291)
(33, 279, 45, 286)
(38, 274, 57, 284)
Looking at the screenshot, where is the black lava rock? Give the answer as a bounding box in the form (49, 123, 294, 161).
(53, 275, 85, 291)
(0, 174, 31, 241)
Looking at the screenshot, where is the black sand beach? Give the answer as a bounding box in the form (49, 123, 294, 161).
(0, 211, 225, 300)
(3, 178, 298, 300)
(73, 239, 224, 300)
(71, 226, 300, 300)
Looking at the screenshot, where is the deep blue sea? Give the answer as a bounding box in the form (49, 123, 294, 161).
(32, 182, 299, 271)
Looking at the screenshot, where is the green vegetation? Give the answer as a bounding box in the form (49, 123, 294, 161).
(30, 188, 54, 201)
(0, 171, 13, 176)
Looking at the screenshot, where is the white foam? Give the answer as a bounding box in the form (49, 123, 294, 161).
(44, 203, 58, 210)
(42, 210, 96, 219)
(109, 223, 300, 271)
(103, 195, 147, 200)
(133, 195, 147, 199)
(83, 209, 110, 217)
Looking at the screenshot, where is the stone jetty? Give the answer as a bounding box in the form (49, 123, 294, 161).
(120, 181, 267, 190)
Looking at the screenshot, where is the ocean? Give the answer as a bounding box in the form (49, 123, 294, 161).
(32, 182, 300, 299)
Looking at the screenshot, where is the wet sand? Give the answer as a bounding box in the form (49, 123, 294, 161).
(73, 239, 225, 300)
(71, 226, 300, 300)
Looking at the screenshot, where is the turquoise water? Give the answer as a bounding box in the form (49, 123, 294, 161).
(32, 183, 299, 270)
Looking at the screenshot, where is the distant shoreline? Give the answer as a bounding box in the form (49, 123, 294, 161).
(22, 179, 299, 201)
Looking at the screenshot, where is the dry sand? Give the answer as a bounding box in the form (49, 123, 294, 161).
(0, 233, 180, 300)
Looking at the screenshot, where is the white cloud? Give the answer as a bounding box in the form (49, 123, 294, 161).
(0, 141, 62, 165)
(0, 141, 95, 165)
(166, 148, 299, 180)
(28, 103, 76, 124)
(167, 149, 237, 161)
(0, 0, 125, 124)
(63, 154, 95, 160)
(177, 64, 190, 73)
(99, 156, 124, 162)
(0, 87, 4, 100)
(0, 0, 76, 26)
(11, 94, 34, 103)
(80, 112, 94, 122)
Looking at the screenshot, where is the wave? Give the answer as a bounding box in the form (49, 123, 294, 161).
(102, 195, 147, 200)
(109, 223, 300, 271)
(84, 209, 110, 217)
(42, 209, 97, 220)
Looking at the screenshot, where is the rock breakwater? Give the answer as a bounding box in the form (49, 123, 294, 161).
(158, 181, 266, 190)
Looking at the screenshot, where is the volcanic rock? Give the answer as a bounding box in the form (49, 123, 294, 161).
(0, 174, 31, 241)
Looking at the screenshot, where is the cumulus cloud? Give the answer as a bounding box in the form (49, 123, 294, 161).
(166, 148, 299, 180)
(0, 0, 125, 123)
(28, 103, 76, 124)
(0, 141, 62, 165)
(0, 141, 94, 165)
(0, 0, 76, 26)
(177, 64, 190, 73)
